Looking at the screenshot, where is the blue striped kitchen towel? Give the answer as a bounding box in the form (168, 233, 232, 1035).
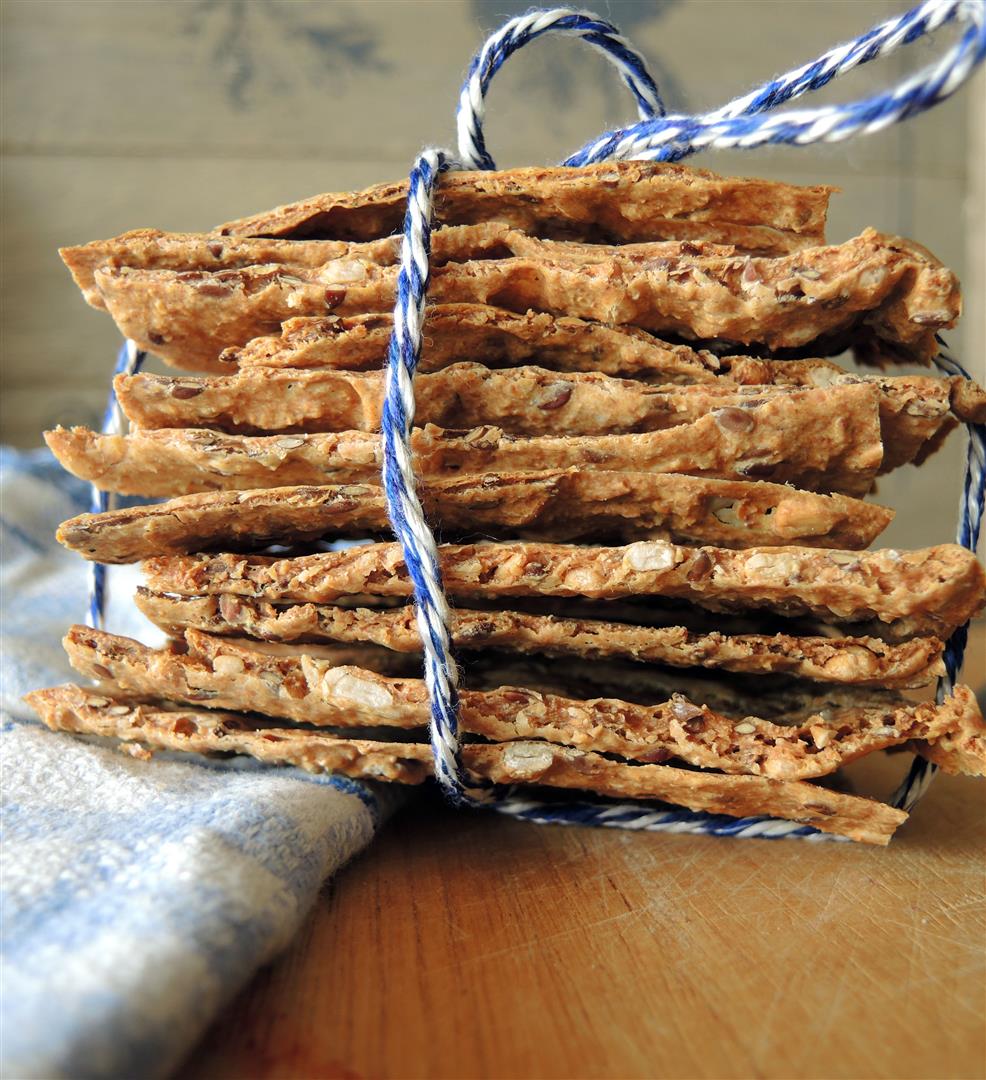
(0, 447, 398, 1080)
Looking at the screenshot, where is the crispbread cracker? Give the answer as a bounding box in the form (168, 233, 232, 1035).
(47, 384, 884, 497)
(747, 365, 986, 421)
(61, 228, 394, 310)
(89, 229, 958, 367)
(459, 649, 923, 721)
(63, 223, 511, 369)
(60, 626, 980, 785)
(142, 541, 985, 636)
(61, 223, 514, 313)
(219, 309, 983, 470)
(28, 683, 433, 781)
(56, 472, 891, 562)
(134, 589, 945, 689)
(727, 367, 983, 473)
(221, 305, 986, 425)
(27, 683, 907, 845)
(112, 365, 829, 435)
(106, 361, 877, 447)
(110, 362, 972, 477)
(218, 161, 832, 251)
(910, 708, 986, 777)
(224, 305, 730, 380)
(58, 483, 384, 563)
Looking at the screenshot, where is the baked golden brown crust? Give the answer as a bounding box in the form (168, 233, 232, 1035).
(59, 228, 388, 310)
(56, 471, 891, 562)
(141, 541, 985, 637)
(58, 626, 980, 787)
(84, 229, 958, 368)
(58, 483, 386, 563)
(114, 364, 874, 437)
(26, 682, 908, 845)
(46, 383, 885, 497)
(61, 223, 520, 315)
(220, 305, 985, 431)
(726, 362, 985, 471)
(910, 709, 986, 776)
(224, 305, 731, 380)
(216, 162, 833, 250)
(111, 364, 971, 479)
(133, 588, 945, 689)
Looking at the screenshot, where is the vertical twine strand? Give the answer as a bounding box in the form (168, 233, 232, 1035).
(379, 149, 493, 803)
(891, 347, 986, 813)
(86, 339, 145, 630)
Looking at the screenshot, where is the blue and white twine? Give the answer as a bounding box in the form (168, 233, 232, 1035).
(95, 0, 986, 839)
(87, 338, 145, 630)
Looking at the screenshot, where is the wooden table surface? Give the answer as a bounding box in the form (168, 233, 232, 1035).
(181, 629, 986, 1080)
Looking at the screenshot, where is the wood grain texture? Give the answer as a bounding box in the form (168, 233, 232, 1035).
(178, 625, 986, 1080)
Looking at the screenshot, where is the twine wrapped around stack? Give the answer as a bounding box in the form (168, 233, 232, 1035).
(26, 1, 986, 845)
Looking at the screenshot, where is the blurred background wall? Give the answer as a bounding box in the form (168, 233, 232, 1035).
(1, 0, 983, 551)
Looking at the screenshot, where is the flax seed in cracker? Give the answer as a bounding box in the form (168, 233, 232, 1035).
(56, 471, 892, 562)
(134, 589, 945, 689)
(87, 229, 958, 367)
(142, 541, 985, 639)
(46, 383, 885, 497)
(223, 305, 729, 380)
(110, 363, 881, 439)
(27, 682, 909, 845)
(59, 626, 981, 786)
(218, 161, 833, 250)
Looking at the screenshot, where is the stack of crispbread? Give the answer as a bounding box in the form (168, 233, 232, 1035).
(27, 161, 986, 846)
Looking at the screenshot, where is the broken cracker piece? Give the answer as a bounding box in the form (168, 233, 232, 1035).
(218, 161, 833, 250)
(27, 682, 907, 845)
(56, 471, 891, 562)
(46, 382, 884, 497)
(910, 706, 986, 777)
(221, 306, 986, 436)
(113, 364, 874, 438)
(87, 229, 958, 367)
(224, 305, 731, 380)
(142, 541, 985, 638)
(134, 589, 945, 689)
(60, 627, 980, 787)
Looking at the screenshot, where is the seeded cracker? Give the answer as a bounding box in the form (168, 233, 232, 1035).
(58, 626, 982, 786)
(112, 365, 873, 437)
(133, 589, 945, 689)
(911, 717, 986, 778)
(224, 305, 732, 379)
(142, 541, 985, 638)
(47, 384, 885, 496)
(55, 472, 891, 562)
(108, 358, 983, 477)
(218, 161, 833, 250)
(77, 228, 957, 367)
(220, 305, 986, 430)
(27, 683, 909, 845)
